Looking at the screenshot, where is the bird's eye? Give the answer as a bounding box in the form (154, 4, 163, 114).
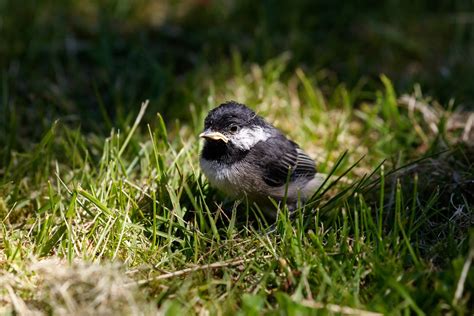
(230, 125, 239, 133)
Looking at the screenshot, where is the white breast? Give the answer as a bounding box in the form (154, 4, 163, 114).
(199, 158, 243, 197)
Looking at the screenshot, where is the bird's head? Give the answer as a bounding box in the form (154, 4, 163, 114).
(199, 101, 271, 155)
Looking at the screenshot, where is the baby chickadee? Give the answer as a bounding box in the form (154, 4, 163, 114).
(199, 101, 323, 217)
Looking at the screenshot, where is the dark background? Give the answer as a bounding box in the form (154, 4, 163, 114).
(1, 0, 474, 148)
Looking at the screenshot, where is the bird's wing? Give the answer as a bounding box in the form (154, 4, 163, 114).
(252, 135, 316, 187)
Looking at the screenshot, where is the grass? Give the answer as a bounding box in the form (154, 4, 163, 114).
(1, 1, 474, 315)
(1, 59, 473, 314)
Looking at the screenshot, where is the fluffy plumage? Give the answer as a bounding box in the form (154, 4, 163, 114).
(200, 101, 322, 217)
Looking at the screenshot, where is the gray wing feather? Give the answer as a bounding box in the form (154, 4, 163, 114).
(254, 136, 317, 187)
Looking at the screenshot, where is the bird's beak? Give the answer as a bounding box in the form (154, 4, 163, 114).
(199, 130, 229, 143)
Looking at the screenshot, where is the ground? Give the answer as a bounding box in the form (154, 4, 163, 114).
(1, 1, 473, 315)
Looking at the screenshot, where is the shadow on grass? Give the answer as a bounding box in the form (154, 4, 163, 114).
(1, 0, 474, 146)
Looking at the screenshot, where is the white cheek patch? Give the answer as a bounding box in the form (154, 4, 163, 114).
(231, 127, 272, 150)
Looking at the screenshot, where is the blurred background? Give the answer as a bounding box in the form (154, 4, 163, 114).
(1, 0, 474, 149)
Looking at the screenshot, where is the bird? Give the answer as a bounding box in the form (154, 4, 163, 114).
(199, 101, 323, 218)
